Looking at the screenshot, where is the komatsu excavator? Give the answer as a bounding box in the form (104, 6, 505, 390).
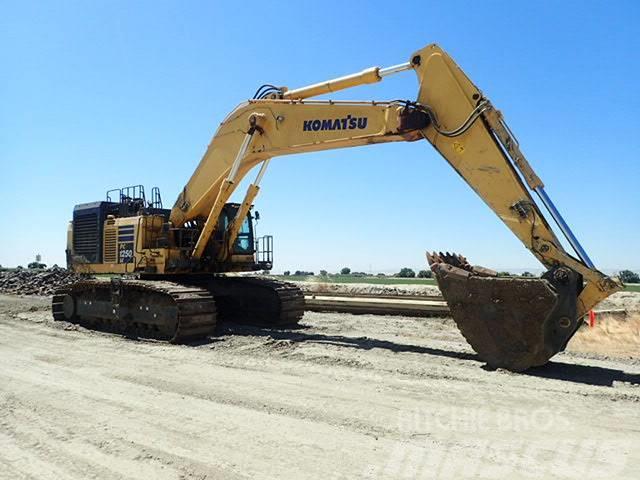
(54, 44, 622, 371)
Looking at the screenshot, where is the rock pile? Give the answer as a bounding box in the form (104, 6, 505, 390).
(0, 267, 88, 296)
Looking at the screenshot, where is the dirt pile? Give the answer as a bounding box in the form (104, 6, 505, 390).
(599, 291, 640, 312)
(292, 280, 441, 297)
(570, 312, 640, 358)
(0, 267, 89, 295)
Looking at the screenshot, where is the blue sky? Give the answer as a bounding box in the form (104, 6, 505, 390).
(1, 1, 638, 273)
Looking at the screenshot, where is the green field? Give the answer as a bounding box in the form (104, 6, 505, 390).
(276, 275, 435, 286)
(275, 274, 640, 291)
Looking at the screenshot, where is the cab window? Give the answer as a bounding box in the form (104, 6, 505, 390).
(234, 217, 252, 254)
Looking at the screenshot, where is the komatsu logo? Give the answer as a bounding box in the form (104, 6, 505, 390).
(303, 115, 368, 132)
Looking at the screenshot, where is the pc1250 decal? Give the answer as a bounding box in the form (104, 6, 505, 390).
(119, 242, 134, 263)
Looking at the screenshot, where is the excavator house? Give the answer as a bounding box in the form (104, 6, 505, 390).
(54, 44, 622, 371)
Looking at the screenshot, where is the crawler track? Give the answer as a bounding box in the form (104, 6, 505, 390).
(208, 276, 305, 326)
(52, 275, 304, 343)
(52, 279, 217, 343)
(143, 274, 306, 327)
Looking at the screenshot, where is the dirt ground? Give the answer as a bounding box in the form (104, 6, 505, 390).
(1, 294, 639, 480)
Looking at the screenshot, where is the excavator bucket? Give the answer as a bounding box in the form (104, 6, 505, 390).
(427, 252, 583, 371)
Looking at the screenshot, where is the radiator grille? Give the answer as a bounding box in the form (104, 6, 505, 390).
(73, 213, 99, 262)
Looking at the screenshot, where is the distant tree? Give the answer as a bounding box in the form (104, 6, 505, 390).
(417, 270, 432, 279)
(397, 267, 416, 278)
(376, 273, 386, 277)
(497, 271, 513, 277)
(521, 271, 535, 277)
(319, 270, 328, 276)
(619, 270, 640, 284)
(294, 270, 314, 276)
(283, 271, 290, 276)
(340, 267, 351, 275)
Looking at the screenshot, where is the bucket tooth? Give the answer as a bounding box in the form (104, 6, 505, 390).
(428, 252, 582, 371)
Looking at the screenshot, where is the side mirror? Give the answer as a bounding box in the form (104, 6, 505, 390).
(254, 211, 260, 221)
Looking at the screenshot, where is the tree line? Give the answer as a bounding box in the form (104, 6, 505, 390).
(282, 267, 433, 278)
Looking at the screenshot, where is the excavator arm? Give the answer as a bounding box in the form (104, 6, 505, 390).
(170, 43, 622, 370)
(411, 45, 622, 369)
(411, 45, 621, 310)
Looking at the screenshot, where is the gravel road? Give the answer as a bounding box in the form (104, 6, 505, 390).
(1, 294, 638, 479)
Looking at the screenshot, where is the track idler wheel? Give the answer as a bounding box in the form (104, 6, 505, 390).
(427, 252, 582, 371)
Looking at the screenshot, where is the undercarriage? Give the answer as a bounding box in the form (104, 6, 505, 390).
(52, 275, 304, 343)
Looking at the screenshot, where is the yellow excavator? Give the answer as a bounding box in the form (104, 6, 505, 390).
(54, 44, 622, 371)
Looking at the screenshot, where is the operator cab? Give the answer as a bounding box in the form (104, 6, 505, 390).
(216, 203, 255, 255)
(211, 203, 273, 271)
